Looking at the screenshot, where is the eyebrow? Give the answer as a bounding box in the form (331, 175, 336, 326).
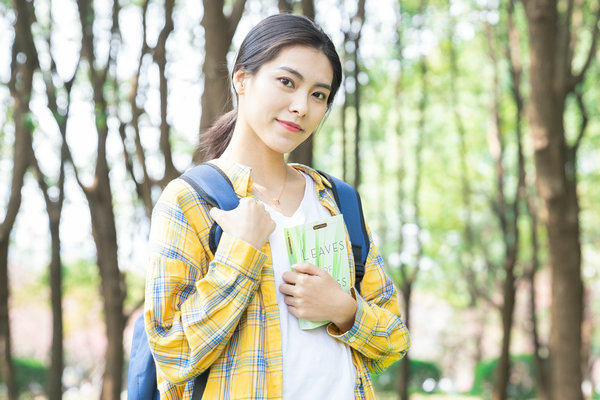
(277, 66, 332, 91)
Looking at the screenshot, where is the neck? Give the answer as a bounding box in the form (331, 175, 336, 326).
(219, 130, 287, 185)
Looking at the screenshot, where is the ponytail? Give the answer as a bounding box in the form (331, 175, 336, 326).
(196, 110, 237, 162)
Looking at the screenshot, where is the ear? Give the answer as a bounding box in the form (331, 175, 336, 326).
(232, 69, 249, 95)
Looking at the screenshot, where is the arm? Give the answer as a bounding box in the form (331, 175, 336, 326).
(327, 224, 410, 374)
(145, 180, 269, 384)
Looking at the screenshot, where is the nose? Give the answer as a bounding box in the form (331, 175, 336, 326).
(289, 93, 308, 117)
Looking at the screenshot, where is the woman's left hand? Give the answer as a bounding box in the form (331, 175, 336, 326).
(279, 263, 357, 333)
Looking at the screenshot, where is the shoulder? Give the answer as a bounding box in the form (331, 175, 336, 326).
(157, 177, 210, 211)
(289, 163, 336, 191)
(152, 177, 213, 236)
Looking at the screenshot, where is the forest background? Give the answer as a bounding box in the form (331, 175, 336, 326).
(0, 0, 599, 399)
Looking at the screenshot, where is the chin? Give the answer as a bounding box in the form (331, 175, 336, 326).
(267, 137, 306, 155)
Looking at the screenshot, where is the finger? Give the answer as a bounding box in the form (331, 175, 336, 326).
(279, 283, 296, 296)
(283, 295, 297, 307)
(281, 271, 298, 284)
(241, 196, 259, 207)
(209, 207, 223, 222)
(291, 263, 320, 276)
(286, 305, 299, 318)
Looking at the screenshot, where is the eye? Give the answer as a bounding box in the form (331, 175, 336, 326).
(313, 91, 328, 101)
(279, 77, 294, 88)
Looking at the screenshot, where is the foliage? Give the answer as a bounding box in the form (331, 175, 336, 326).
(0, 357, 47, 396)
(38, 258, 100, 297)
(469, 354, 541, 399)
(371, 359, 442, 394)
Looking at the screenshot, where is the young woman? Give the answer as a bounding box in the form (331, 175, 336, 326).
(145, 13, 410, 400)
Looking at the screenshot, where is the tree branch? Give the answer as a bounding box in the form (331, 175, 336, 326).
(571, 87, 587, 155)
(228, 0, 247, 40)
(43, 36, 84, 195)
(568, 4, 600, 91)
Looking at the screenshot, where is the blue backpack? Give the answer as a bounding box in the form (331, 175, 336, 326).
(127, 163, 369, 399)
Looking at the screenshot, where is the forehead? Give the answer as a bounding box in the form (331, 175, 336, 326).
(263, 45, 334, 85)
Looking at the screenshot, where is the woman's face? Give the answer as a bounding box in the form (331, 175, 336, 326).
(233, 45, 334, 155)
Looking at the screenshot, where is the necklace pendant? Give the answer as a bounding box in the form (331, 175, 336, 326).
(272, 199, 280, 206)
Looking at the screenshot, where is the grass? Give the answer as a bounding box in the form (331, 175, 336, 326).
(375, 393, 483, 400)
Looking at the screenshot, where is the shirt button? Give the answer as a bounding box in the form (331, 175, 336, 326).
(348, 337, 355, 343)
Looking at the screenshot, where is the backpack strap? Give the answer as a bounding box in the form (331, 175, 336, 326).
(180, 163, 240, 255)
(317, 171, 369, 293)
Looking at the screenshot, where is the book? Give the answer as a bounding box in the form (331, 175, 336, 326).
(284, 214, 351, 330)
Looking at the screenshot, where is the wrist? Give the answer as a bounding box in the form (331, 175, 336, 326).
(332, 291, 357, 333)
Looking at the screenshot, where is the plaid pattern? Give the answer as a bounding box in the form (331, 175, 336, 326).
(145, 159, 410, 399)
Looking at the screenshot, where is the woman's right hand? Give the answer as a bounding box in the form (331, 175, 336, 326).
(209, 197, 275, 250)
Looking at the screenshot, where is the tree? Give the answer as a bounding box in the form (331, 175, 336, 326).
(0, 1, 37, 398)
(284, 0, 317, 167)
(118, 0, 180, 221)
(337, 0, 366, 186)
(68, 0, 127, 396)
(505, 1, 549, 397)
(484, 19, 526, 400)
(33, 7, 79, 395)
(195, 0, 247, 162)
(31, 136, 67, 400)
(397, 0, 427, 397)
(522, 0, 600, 398)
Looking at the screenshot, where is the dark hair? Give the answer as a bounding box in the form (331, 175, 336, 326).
(199, 13, 343, 161)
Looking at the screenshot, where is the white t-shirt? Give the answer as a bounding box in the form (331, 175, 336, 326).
(260, 172, 356, 400)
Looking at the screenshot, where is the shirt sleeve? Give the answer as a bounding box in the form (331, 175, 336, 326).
(144, 179, 267, 385)
(327, 223, 410, 374)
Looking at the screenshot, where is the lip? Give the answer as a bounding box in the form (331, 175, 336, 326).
(277, 119, 303, 133)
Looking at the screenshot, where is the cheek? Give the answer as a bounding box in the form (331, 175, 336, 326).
(310, 107, 327, 125)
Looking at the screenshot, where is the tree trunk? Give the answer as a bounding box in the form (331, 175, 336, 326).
(393, 6, 409, 396)
(47, 211, 64, 400)
(301, 0, 315, 19)
(0, 240, 17, 400)
(523, 0, 586, 398)
(75, 0, 128, 396)
(485, 20, 522, 400)
(287, 0, 316, 167)
(278, 0, 294, 13)
(398, 284, 412, 400)
(288, 135, 314, 167)
(31, 139, 67, 400)
(493, 258, 516, 400)
(525, 194, 550, 400)
(88, 188, 126, 400)
(352, 0, 365, 189)
(196, 0, 247, 162)
(341, 29, 350, 182)
(397, 1, 426, 397)
(89, 89, 125, 400)
(154, 0, 179, 183)
(341, 79, 348, 181)
(88, 88, 126, 400)
(352, 43, 361, 189)
(1, 1, 37, 396)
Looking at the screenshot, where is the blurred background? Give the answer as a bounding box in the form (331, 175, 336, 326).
(1, 0, 599, 399)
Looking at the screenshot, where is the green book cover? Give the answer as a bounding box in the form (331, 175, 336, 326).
(284, 214, 351, 330)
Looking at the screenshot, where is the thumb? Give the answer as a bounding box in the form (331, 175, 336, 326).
(209, 207, 224, 222)
(293, 263, 321, 276)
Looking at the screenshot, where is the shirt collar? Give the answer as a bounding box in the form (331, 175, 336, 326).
(207, 158, 253, 197)
(206, 159, 339, 214)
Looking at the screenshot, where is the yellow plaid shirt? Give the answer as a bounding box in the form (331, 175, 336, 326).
(145, 159, 410, 399)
